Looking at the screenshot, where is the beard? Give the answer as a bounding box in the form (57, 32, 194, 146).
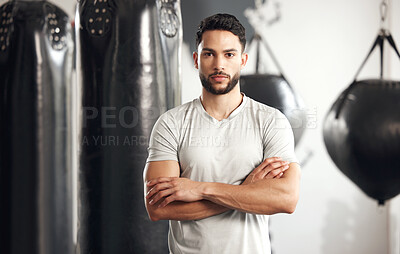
(200, 71, 240, 95)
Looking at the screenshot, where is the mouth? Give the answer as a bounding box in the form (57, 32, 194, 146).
(210, 74, 229, 82)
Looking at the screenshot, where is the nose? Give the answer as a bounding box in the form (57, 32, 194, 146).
(213, 55, 225, 71)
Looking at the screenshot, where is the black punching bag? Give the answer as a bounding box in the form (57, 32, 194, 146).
(76, 0, 181, 253)
(0, 1, 74, 254)
(240, 34, 307, 145)
(241, 74, 306, 145)
(323, 30, 400, 205)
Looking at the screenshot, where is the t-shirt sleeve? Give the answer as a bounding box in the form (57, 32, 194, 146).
(262, 109, 299, 164)
(146, 112, 179, 163)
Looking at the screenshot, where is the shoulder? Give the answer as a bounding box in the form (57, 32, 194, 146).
(245, 96, 276, 112)
(166, 98, 197, 116)
(244, 95, 287, 123)
(154, 98, 198, 128)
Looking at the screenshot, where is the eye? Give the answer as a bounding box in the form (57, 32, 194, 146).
(226, 53, 235, 58)
(203, 52, 213, 57)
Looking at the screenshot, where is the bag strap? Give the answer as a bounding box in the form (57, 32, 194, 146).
(353, 29, 400, 82)
(386, 33, 400, 59)
(353, 33, 383, 81)
(336, 30, 400, 119)
(258, 34, 289, 82)
(335, 81, 357, 119)
(250, 33, 290, 80)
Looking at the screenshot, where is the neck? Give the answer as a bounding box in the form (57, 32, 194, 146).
(200, 85, 243, 121)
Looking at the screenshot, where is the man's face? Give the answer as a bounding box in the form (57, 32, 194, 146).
(193, 30, 248, 95)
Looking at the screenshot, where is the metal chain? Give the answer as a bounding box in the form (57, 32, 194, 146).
(380, 0, 389, 28)
(255, 0, 265, 10)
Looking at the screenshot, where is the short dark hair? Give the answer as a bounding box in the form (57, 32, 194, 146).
(196, 13, 246, 52)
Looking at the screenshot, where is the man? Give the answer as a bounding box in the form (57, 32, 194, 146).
(143, 13, 301, 254)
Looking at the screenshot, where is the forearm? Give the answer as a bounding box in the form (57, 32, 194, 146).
(202, 165, 300, 215)
(202, 181, 292, 214)
(145, 161, 300, 218)
(146, 199, 229, 221)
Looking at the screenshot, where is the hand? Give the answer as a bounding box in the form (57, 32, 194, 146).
(242, 157, 289, 185)
(146, 177, 205, 208)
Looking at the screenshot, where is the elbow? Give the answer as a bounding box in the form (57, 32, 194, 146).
(282, 192, 299, 214)
(283, 201, 297, 214)
(146, 204, 162, 222)
(278, 200, 297, 215)
(280, 167, 301, 214)
(271, 185, 299, 214)
(148, 212, 161, 222)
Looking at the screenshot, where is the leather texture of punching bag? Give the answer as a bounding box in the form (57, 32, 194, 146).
(240, 34, 307, 146)
(0, 1, 74, 254)
(323, 79, 400, 204)
(324, 29, 400, 205)
(76, 0, 182, 253)
(240, 74, 307, 145)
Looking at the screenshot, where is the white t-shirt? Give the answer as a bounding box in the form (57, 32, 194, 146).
(146, 94, 298, 254)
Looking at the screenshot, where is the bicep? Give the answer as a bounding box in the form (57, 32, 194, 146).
(143, 160, 180, 197)
(144, 160, 180, 182)
(143, 160, 181, 220)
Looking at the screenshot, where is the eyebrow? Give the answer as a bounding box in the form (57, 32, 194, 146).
(202, 48, 238, 53)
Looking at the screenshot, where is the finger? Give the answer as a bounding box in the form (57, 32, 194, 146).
(270, 161, 289, 168)
(264, 164, 289, 178)
(149, 188, 176, 205)
(265, 169, 282, 179)
(275, 172, 284, 179)
(253, 157, 282, 174)
(253, 167, 268, 179)
(146, 182, 175, 197)
(146, 177, 177, 187)
(262, 157, 282, 166)
(264, 164, 289, 179)
(252, 159, 285, 180)
(251, 164, 266, 176)
(158, 195, 177, 208)
(262, 168, 280, 179)
(265, 161, 289, 172)
(257, 162, 286, 179)
(261, 157, 282, 167)
(146, 182, 175, 199)
(146, 177, 174, 187)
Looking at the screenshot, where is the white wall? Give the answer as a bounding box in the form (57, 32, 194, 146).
(388, 2, 400, 254)
(2, 0, 398, 253)
(254, 1, 400, 254)
(181, 0, 400, 254)
(265, 1, 399, 254)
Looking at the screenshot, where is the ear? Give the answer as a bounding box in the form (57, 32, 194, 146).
(193, 52, 199, 69)
(240, 53, 248, 70)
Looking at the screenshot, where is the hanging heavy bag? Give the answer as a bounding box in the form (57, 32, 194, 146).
(240, 34, 307, 145)
(241, 74, 307, 146)
(76, 0, 182, 253)
(0, 1, 74, 254)
(323, 29, 400, 205)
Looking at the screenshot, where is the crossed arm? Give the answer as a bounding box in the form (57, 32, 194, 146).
(143, 157, 301, 221)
